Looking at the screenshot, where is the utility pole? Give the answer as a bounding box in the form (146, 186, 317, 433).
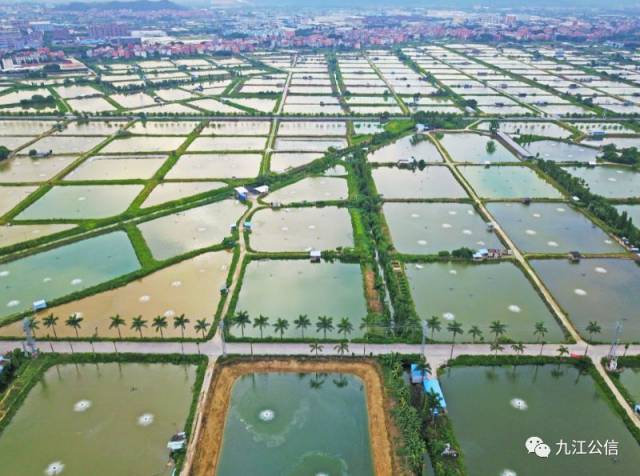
(219, 319, 227, 356)
(607, 320, 624, 372)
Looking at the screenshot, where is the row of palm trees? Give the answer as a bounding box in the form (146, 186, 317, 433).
(230, 311, 370, 340)
(27, 313, 212, 340)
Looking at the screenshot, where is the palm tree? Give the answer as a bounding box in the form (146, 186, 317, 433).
(293, 314, 311, 339)
(253, 315, 269, 339)
(310, 342, 324, 357)
(194, 319, 210, 339)
(427, 316, 442, 340)
(584, 321, 602, 356)
(446, 321, 464, 359)
(173, 314, 190, 340)
(489, 320, 507, 343)
(42, 314, 59, 338)
(233, 311, 250, 337)
(490, 341, 504, 358)
(27, 317, 40, 338)
(316, 316, 334, 339)
(65, 314, 83, 338)
(152, 315, 168, 338)
(334, 341, 349, 355)
(534, 321, 548, 355)
(109, 314, 125, 339)
(468, 325, 483, 343)
(131, 315, 148, 338)
(337, 318, 353, 339)
(273, 318, 289, 340)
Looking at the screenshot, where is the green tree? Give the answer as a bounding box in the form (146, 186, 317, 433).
(489, 320, 507, 343)
(511, 342, 526, 360)
(486, 140, 497, 154)
(337, 318, 353, 339)
(427, 315, 442, 340)
(131, 315, 148, 338)
(273, 318, 289, 340)
(0, 146, 10, 161)
(26, 317, 39, 338)
(253, 315, 269, 339)
(109, 314, 125, 339)
(316, 316, 334, 339)
(233, 311, 251, 337)
(42, 314, 59, 338)
(585, 321, 602, 355)
(194, 319, 210, 339)
(468, 325, 483, 343)
(152, 315, 168, 338)
(534, 321, 548, 355)
(173, 314, 190, 340)
(293, 314, 311, 338)
(65, 314, 83, 338)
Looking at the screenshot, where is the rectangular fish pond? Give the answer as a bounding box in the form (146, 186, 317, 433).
(189, 359, 394, 476)
(0, 360, 199, 476)
(439, 364, 640, 476)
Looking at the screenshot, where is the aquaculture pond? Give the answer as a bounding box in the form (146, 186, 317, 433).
(367, 135, 443, 163)
(138, 200, 245, 261)
(216, 372, 373, 476)
(0, 231, 139, 321)
(439, 133, 518, 164)
(0, 185, 37, 216)
(488, 202, 622, 254)
(531, 258, 640, 343)
(0, 155, 76, 183)
(249, 207, 353, 252)
(372, 166, 468, 199)
(458, 166, 562, 199)
(142, 181, 226, 208)
(167, 153, 263, 179)
(562, 166, 640, 199)
(0, 362, 197, 476)
(440, 365, 640, 476)
(618, 367, 640, 403)
(405, 261, 563, 342)
(233, 260, 367, 339)
(0, 224, 74, 248)
(0, 251, 232, 339)
(525, 140, 600, 163)
(16, 185, 143, 220)
(383, 202, 501, 254)
(266, 177, 348, 204)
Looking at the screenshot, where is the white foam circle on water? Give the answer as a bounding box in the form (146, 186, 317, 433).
(556, 207, 566, 213)
(443, 312, 455, 321)
(73, 400, 91, 412)
(417, 240, 427, 246)
(462, 229, 472, 235)
(595, 267, 607, 274)
(574, 288, 587, 296)
(43, 277, 52, 283)
(77, 196, 86, 201)
(510, 398, 528, 411)
(139, 295, 150, 303)
(547, 241, 559, 247)
(415, 264, 424, 269)
(71, 278, 83, 285)
(171, 280, 182, 288)
(258, 409, 275, 422)
(442, 223, 452, 229)
(508, 305, 521, 313)
(501, 470, 517, 476)
(410, 213, 420, 218)
(197, 226, 207, 232)
(532, 213, 542, 218)
(0, 270, 9, 277)
(449, 269, 457, 275)
(604, 239, 613, 244)
(137, 413, 154, 426)
(7, 300, 20, 308)
(164, 309, 175, 317)
(448, 210, 458, 215)
(525, 229, 537, 236)
(45, 462, 65, 476)
(308, 225, 316, 230)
